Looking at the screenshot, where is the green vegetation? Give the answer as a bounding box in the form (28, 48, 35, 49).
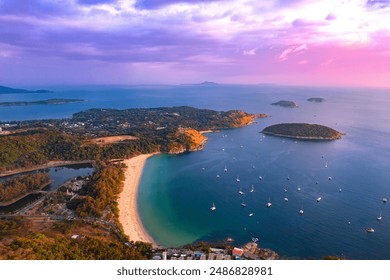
(0, 172, 50, 205)
(0, 99, 84, 106)
(271, 100, 299, 108)
(262, 123, 343, 140)
(74, 162, 124, 218)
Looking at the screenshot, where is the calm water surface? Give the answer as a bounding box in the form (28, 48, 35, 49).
(1, 84, 390, 259)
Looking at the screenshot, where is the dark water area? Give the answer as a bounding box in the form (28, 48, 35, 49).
(0, 164, 93, 213)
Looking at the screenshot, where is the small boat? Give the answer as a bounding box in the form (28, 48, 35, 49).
(284, 197, 288, 202)
(339, 188, 342, 192)
(297, 187, 301, 191)
(367, 228, 375, 233)
(377, 212, 382, 221)
(284, 187, 288, 193)
(239, 187, 244, 195)
(216, 174, 220, 178)
(316, 197, 322, 202)
(259, 176, 263, 180)
(383, 198, 388, 203)
(325, 161, 328, 168)
(252, 237, 258, 243)
(222, 148, 225, 151)
(236, 176, 240, 183)
(299, 208, 304, 215)
(266, 198, 272, 208)
(250, 185, 254, 193)
(224, 166, 228, 172)
(328, 176, 332, 180)
(201, 167, 205, 171)
(249, 213, 254, 217)
(240, 202, 247, 207)
(210, 202, 216, 211)
(287, 176, 290, 180)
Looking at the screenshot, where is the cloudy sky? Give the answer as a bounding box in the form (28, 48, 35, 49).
(1, 0, 389, 87)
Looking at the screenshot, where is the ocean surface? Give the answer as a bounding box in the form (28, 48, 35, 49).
(1, 84, 390, 259)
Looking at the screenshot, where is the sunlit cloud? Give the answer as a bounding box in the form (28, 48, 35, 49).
(0, 0, 389, 86)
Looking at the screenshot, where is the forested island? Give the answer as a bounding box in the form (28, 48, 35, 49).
(262, 123, 343, 140)
(0, 99, 84, 107)
(271, 100, 299, 108)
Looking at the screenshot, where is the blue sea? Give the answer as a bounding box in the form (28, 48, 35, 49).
(1, 84, 390, 259)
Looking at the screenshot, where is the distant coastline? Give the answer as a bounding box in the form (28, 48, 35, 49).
(0, 85, 52, 94)
(0, 99, 84, 107)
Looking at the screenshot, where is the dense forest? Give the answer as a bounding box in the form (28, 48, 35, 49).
(72, 162, 124, 219)
(0, 172, 50, 205)
(262, 123, 343, 140)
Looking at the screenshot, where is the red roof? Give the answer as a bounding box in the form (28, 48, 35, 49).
(232, 248, 244, 256)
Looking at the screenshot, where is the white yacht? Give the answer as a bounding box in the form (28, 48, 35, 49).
(224, 166, 228, 172)
(259, 176, 263, 181)
(299, 208, 304, 215)
(383, 197, 388, 203)
(367, 228, 375, 233)
(249, 213, 254, 217)
(284, 197, 288, 202)
(210, 202, 216, 211)
(316, 197, 322, 202)
(377, 212, 382, 221)
(239, 187, 244, 195)
(236, 176, 240, 183)
(266, 198, 272, 208)
(250, 185, 254, 193)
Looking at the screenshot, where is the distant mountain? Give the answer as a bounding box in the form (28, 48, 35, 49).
(0, 85, 53, 94)
(197, 81, 219, 86)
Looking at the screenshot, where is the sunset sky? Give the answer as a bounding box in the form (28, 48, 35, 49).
(1, 0, 389, 87)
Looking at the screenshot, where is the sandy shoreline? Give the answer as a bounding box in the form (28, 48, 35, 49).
(118, 153, 159, 246)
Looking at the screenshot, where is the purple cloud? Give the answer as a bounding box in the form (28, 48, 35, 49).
(0, 0, 70, 16)
(134, 0, 224, 10)
(366, 0, 390, 8)
(77, 0, 117, 4)
(325, 13, 336, 21)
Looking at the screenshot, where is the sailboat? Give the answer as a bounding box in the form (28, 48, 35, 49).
(259, 176, 263, 180)
(377, 211, 383, 221)
(383, 197, 388, 203)
(249, 213, 254, 217)
(210, 202, 216, 211)
(316, 197, 322, 202)
(250, 185, 254, 193)
(239, 187, 244, 195)
(240, 199, 247, 207)
(299, 207, 304, 215)
(266, 197, 272, 208)
(284, 196, 288, 202)
(236, 176, 240, 183)
(367, 228, 375, 233)
(224, 166, 228, 172)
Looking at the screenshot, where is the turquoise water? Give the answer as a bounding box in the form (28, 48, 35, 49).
(1, 84, 390, 259)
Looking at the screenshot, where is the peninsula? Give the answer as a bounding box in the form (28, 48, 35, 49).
(0, 99, 84, 107)
(262, 123, 343, 140)
(271, 100, 299, 108)
(0, 85, 52, 94)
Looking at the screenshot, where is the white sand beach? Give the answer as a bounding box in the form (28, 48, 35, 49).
(118, 153, 159, 246)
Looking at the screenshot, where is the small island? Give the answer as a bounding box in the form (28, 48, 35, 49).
(0, 85, 52, 94)
(307, 98, 326, 103)
(271, 100, 299, 108)
(262, 123, 343, 140)
(0, 98, 85, 107)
